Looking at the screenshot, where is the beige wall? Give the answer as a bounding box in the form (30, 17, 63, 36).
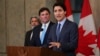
(0, 0, 6, 54)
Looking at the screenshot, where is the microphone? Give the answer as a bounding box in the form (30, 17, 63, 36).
(40, 28, 43, 31)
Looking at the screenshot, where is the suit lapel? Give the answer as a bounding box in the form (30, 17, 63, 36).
(43, 22, 53, 44)
(54, 24, 58, 42)
(58, 20, 69, 42)
(37, 25, 42, 45)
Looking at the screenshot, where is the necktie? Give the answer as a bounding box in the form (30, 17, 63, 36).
(30, 31, 33, 40)
(40, 24, 46, 44)
(56, 23, 61, 41)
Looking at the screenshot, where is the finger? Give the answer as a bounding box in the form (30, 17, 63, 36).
(49, 42, 54, 44)
(49, 43, 56, 48)
(49, 45, 53, 48)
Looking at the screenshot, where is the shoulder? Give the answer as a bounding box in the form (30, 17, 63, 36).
(50, 23, 57, 30)
(49, 21, 55, 25)
(66, 19, 78, 27)
(66, 20, 78, 31)
(33, 24, 42, 31)
(26, 29, 32, 33)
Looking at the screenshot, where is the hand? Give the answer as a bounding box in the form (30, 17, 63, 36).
(49, 42, 61, 48)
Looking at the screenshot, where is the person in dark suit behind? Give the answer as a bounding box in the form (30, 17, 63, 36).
(24, 17, 41, 46)
(31, 7, 54, 47)
(48, 2, 78, 56)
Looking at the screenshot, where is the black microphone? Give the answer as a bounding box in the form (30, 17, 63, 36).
(40, 28, 43, 31)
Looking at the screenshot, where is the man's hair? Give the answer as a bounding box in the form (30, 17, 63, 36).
(53, 2, 66, 11)
(38, 7, 50, 16)
(30, 16, 41, 24)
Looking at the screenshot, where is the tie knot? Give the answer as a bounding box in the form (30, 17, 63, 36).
(43, 24, 46, 28)
(58, 23, 61, 28)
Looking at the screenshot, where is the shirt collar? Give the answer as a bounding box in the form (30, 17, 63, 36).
(42, 21, 50, 28)
(58, 17, 66, 26)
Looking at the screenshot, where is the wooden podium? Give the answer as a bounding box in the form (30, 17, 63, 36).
(6, 46, 65, 56)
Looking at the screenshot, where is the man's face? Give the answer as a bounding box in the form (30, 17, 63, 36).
(31, 18, 39, 28)
(54, 6, 66, 22)
(39, 10, 50, 23)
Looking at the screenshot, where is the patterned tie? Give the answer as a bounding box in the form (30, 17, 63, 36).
(40, 24, 46, 44)
(56, 23, 61, 41)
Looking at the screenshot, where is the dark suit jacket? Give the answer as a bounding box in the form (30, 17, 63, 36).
(24, 29, 33, 46)
(48, 19, 78, 56)
(31, 22, 54, 47)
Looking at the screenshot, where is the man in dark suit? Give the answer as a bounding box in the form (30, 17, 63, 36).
(48, 3, 78, 56)
(31, 7, 54, 47)
(24, 17, 41, 46)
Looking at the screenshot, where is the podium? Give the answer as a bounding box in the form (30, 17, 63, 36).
(6, 46, 65, 56)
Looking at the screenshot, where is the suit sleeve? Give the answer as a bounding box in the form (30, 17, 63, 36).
(60, 23, 78, 52)
(46, 26, 53, 48)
